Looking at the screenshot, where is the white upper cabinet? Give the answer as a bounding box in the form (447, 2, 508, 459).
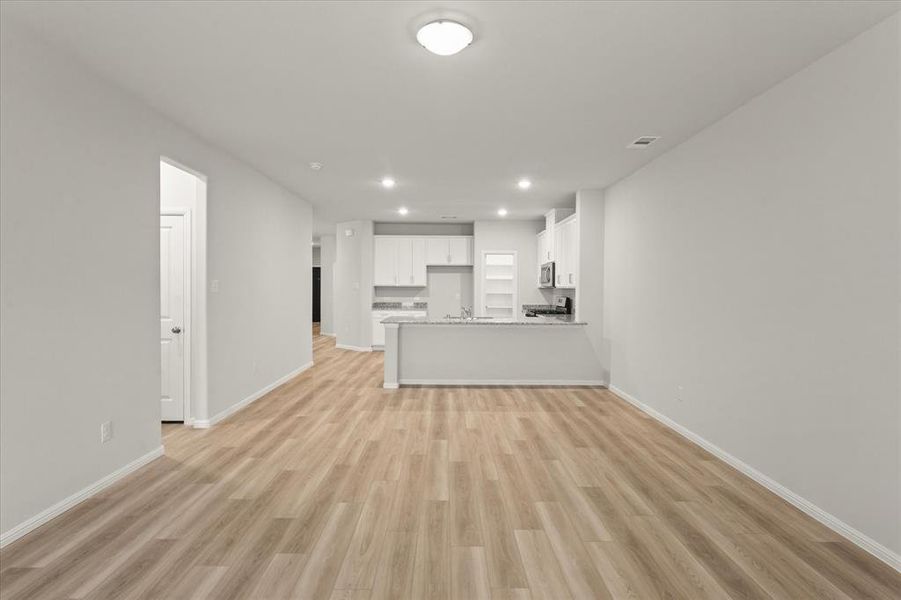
(426, 238, 448, 265)
(426, 236, 473, 266)
(373, 237, 398, 286)
(544, 212, 556, 262)
(448, 237, 473, 265)
(554, 215, 579, 288)
(408, 237, 427, 286)
(375, 235, 472, 287)
(537, 230, 550, 264)
(374, 236, 427, 287)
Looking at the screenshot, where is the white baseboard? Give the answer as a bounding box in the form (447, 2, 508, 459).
(320, 332, 336, 337)
(0, 446, 165, 548)
(608, 385, 901, 572)
(336, 343, 372, 352)
(399, 379, 607, 387)
(205, 361, 314, 427)
(383, 382, 399, 389)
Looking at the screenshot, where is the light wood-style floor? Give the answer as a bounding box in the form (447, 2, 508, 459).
(1, 331, 898, 599)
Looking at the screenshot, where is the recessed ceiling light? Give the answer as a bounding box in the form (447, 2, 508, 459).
(398, 207, 409, 216)
(381, 177, 396, 189)
(416, 20, 473, 56)
(309, 162, 322, 170)
(517, 179, 532, 190)
(497, 208, 508, 217)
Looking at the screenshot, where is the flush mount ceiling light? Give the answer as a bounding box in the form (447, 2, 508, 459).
(398, 207, 409, 216)
(517, 178, 532, 190)
(497, 208, 508, 217)
(416, 20, 473, 56)
(381, 176, 396, 188)
(309, 162, 322, 170)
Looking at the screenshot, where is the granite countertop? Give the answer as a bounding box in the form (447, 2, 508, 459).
(381, 314, 586, 326)
(372, 301, 428, 310)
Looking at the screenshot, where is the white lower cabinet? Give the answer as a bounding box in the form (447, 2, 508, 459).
(372, 310, 425, 348)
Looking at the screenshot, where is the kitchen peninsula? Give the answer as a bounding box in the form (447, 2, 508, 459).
(382, 314, 603, 388)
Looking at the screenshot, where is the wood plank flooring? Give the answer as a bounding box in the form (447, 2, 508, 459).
(1, 330, 898, 599)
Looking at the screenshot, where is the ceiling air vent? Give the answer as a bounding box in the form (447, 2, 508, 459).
(440, 215, 459, 220)
(628, 136, 661, 149)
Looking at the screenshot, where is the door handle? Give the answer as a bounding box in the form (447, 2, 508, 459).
(171, 326, 182, 334)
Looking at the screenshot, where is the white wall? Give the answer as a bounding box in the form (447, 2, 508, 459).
(335, 221, 373, 348)
(319, 235, 336, 335)
(575, 189, 607, 383)
(601, 15, 899, 556)
(373, 269, 474, 319)
(0, 20, 312, 538)
(473, 220, 548, 315)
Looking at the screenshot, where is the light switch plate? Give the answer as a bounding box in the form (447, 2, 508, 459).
(100, 421, 113, 444)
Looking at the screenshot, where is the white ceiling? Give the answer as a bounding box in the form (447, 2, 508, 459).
(3, 1, 898, 236)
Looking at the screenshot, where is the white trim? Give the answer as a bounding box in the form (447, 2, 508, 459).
(203, 362, 314, 427)
(335, 343, 373, 352)
(383, 382, 399, 389)
(160, 207, 192, 423)
(0, 446, 165, 548)
(399, 379, 607, 387)
(608, 385, 901, 572)
(320, 332, 336, 337)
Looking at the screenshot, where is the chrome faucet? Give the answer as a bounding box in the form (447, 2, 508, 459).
(460, 306, 472, 320)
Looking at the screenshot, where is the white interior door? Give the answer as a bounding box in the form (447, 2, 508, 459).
(160, 214, 186, 421)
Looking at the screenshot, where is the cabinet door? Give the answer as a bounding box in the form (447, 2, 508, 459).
(426, 238, 449, 265)
(554, 224, 566, 286)
(373, 237, 397, 286)
(410, 238, 427, 286)
(566, 218, 579, 287)
(448, 237, 472, 265)
(395, 237, 414, 286)
(537, 231, 547, 265)
(545, 212, 556, 262)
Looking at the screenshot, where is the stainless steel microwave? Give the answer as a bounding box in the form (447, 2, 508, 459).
(539, 262, 555, 288)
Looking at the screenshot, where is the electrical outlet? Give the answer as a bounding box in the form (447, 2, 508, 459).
(100, 421, 113, 444)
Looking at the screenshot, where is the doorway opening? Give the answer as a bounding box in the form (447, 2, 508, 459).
(160, 158, 208, 428)
(312, 242, 321, 337)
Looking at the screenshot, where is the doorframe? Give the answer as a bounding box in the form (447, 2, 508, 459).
(160, 156, 209, 428)
(160, 208, 193, 424)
